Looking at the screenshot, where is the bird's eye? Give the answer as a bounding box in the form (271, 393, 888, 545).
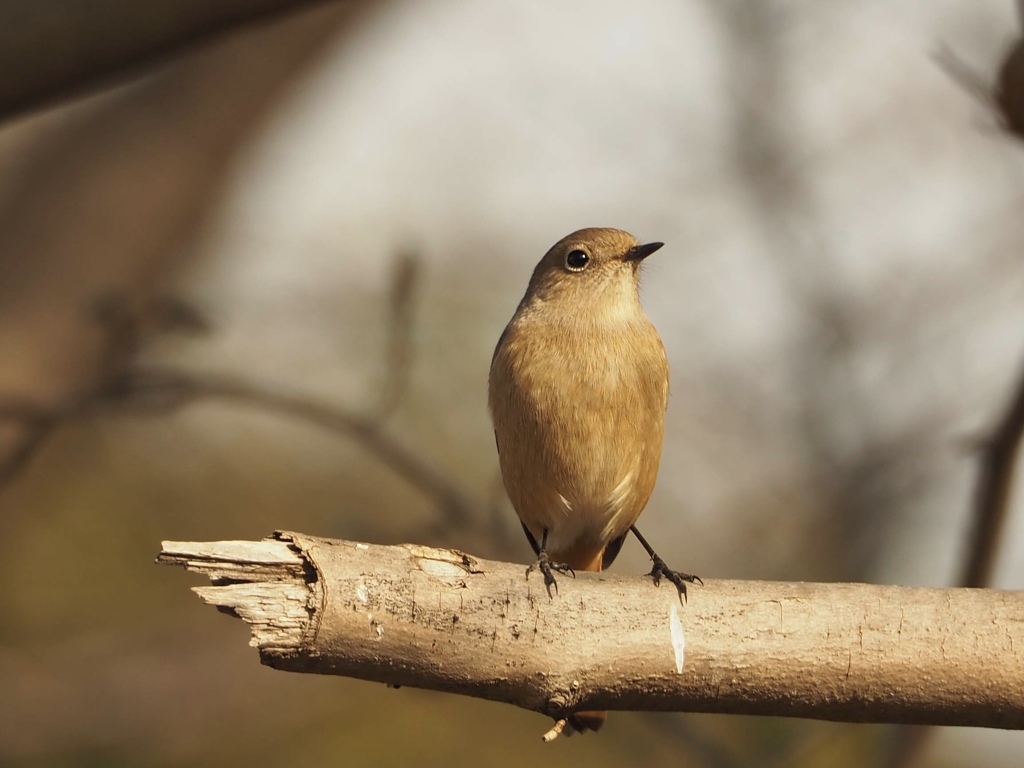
(565, 250, 590, 271)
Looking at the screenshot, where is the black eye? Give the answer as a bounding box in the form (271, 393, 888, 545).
(565, 250, 590, 271)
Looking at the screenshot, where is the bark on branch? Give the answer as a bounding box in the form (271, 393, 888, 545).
(157, 532, 1024, 736)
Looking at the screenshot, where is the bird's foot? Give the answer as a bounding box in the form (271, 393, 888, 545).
(526, 551, 575, 597)
(649, 555, 702, 603)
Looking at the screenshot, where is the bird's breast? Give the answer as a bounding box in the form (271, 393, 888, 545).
(488, 315, 668, 551)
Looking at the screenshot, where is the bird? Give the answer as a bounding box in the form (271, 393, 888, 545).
(488, 227, 700, 734)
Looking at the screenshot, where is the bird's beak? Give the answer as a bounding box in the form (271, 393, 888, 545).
(624, 241, 664, 262)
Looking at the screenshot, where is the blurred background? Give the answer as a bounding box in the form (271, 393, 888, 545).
(1, 0, 1023, 765)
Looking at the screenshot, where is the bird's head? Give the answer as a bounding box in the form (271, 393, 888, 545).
(522, 228, 663, 317)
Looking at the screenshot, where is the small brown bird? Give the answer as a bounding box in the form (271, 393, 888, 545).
(488, 227, 700, 734)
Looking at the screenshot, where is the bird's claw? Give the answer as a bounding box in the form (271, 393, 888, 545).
(649, 555, 702, 603)
(526, 552, 575, 597)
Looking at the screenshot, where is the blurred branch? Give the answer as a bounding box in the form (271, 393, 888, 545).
(933, 46, 1002, 120)
(933, 37, 1024, 589)
(0, 0, 350, 120)
(934, 35, 1024, 139)
(158, 533, 1024, 740)
(0, 294, 208, 485)
(373, 250, 419, 419)
(134, 366, 474, 523)
(0, 399, 83, 485)
(0, 293, 475, 525)
(962, 357, 1024, 587)
(0, 364, 474, 524)
(955, 29, 1024, 588)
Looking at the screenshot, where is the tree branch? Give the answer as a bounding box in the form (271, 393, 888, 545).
(123, 366, 476, 524)
(157, 532, 1024, 738)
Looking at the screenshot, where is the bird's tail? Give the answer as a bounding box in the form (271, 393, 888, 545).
(568, 710, 607, 733)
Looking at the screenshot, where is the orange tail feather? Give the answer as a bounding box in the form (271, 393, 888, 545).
(568, 710, 607, 733)
(552, 542, 605, 573)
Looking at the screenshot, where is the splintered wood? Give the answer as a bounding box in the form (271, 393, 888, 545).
(158, 538, 314, 651)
